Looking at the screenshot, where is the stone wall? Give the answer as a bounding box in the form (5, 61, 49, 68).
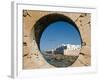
(23, 10, 91, 69)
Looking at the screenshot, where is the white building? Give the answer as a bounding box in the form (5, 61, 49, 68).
(64, 44, 81, 56)
(45, 44, 81, 56)
(67, 44, 81, 50)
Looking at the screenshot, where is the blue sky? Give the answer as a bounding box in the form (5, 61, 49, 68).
(40, 21, 81, 51)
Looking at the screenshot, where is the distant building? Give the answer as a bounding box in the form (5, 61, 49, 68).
(64, 44, 81, 56)
(67, 44, 81, 50)
(45, 44, 81, 56)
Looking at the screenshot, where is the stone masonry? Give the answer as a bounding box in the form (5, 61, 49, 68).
(23, 10, 91, 69)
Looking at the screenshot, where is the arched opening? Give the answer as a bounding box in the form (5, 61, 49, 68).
(33, 13, 82, 67)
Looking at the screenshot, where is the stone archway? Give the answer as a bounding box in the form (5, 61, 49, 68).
(23, 10, 91, 69)
(33, 13, 83, 67)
